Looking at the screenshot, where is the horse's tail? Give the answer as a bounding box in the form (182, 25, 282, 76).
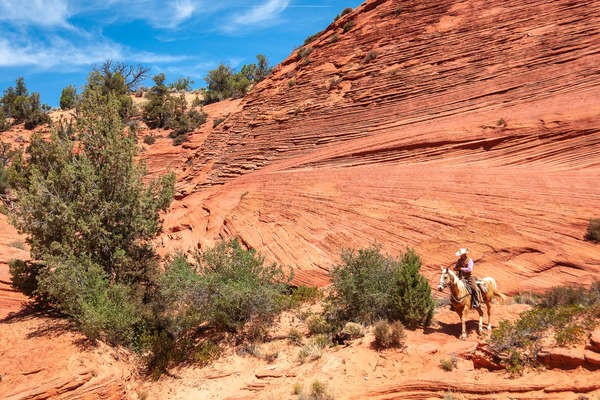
(484, 277, 507, 304)
(494, 290, 507, 304)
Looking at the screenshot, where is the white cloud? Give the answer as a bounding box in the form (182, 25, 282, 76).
(0, 0, 72, 27)
(0, 37, 187, 69)
(98, 0, 211, 29)
(226, 0, 290, 31)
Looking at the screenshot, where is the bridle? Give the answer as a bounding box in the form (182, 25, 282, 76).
(439, 268, 470, 303)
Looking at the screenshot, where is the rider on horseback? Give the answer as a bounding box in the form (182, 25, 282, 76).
(453, 248, 483, 309)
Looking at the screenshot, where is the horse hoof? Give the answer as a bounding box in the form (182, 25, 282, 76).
(460, 334, 467, 341)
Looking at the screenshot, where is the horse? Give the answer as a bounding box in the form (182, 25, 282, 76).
(437, 267, 506, 340)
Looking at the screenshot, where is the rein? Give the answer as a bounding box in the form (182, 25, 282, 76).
(441, 269, 470, 304)
(449, 290, 470, 303)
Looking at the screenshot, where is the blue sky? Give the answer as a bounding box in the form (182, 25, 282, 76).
(0, 0, 363, 107)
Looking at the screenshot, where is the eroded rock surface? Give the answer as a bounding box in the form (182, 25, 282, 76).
(158, 0, 600, 291)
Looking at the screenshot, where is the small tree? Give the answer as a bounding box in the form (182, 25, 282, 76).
(0, 141, 15, 194)
(169, 77, 194, 91)
(83, 67, 134, 121)
(9, 89, 175, 288)
(60, 85, 77, 110)
(254, 54, 272, 82)
(143, 74, 207, 143)
(0, 110, 9, 132)
(99, 60, 150, 91)
(204, 64, 234, 103)
(1, 77, 50, 128)
(326, 245, 434, 329)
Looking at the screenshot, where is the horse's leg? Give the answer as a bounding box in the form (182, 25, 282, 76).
(477, 306, 484, 335)
(460, 309, 467, 340)
(486, 299, 492, 331)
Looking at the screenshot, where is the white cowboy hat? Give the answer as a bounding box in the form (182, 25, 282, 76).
(455, 248, 469, 256)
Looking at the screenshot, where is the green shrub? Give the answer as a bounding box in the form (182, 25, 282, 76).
(585, 219, 600, 243)
(304, 31, 322, 45)
(0, 78, 50, 131)
(8, 85, 174, 353)
(192, 95, 202, 107)
(169, 77, 194, 91)
(538, 284, 599, 308)
(293, 383, 303, 395)
(373, 320, 405, 349)
(513, 292, 539, 306)
(342, 21, 355, 33)
(326, 245, 434, 328)
(143, 75, 207, 142)
(0, 141, 14, 193)
(213, 117, 226, 128)
(203, 56, 271, 104)
(1, 78, 51, 127)
(306, 314, 331, 335)
(309, 381, 335, 400)
(341, 322, 364, 338)
(143, 135, 156, 145)
(363, 50, 377, 63)
(340, 7, 353, 16)
(297, 47, 314, 59)
(193, 340, 223, 366)
(8, 241, 25, 250)
(37, 255, 141, 344)
(555, 323, 584, 346)
(60, 85, 77, 110)
(82, 67, 136, 121)
(440, 359, 454, 371)
(281, 285, 322, 309)
(0, 110, 10, 132)
(172, 133, 188, 146)
(159, 240, 290, 333)
(329, 34, 339, 44)
(289, 328, 304, 346)
(313, 333, 331, 349)
(9, 259, 45, 297)
(489, 283, 600, 373)
(24, 109, 51, 130)
(298, 335, 330, 363)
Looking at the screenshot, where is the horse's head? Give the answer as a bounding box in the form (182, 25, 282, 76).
(438, 266, 450, 291)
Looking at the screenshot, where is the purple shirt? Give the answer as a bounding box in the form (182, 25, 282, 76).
(456, 258, 473, 273)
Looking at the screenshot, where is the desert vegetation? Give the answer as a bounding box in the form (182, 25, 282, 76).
(585, 218, 600, 242)
(489, 283, 600, 374)
(0, 77, 51, 130)
(143, 73, 207, 145)
(325, 244, 435, 329)
(59, 85, 78, 110)
(203, 54, 272, 104)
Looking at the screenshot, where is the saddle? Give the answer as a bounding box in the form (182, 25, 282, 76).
(459, 276, 487, 294)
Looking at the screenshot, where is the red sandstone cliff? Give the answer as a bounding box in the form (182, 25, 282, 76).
(160, 0, 600, 290)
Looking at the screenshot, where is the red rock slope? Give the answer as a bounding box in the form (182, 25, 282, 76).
(161, 0, 600, 290)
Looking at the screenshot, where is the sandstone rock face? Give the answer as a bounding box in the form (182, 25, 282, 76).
(161, 0, 600, 290)
(589, 329, 600, 353)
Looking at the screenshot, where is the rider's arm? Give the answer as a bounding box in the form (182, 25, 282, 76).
(460, 258, 473, 273)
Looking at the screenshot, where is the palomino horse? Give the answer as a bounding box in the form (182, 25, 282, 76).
(437, 267, 506, 340)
